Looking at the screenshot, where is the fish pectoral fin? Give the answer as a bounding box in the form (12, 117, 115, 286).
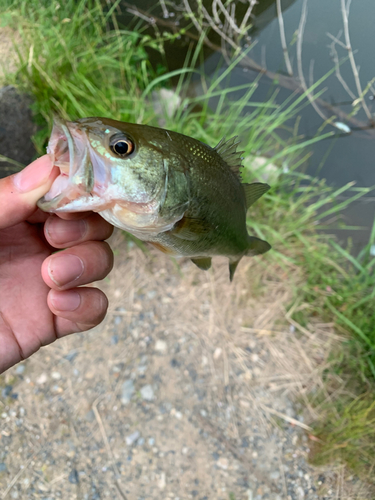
(246, 236, 271, 256)
(191, 257, 212, 271)
(172, 216, 211, 241)
(243, 182, 270, 209)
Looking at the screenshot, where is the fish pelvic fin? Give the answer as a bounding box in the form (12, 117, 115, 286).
(191, 257, 212, 271)
(214, 136, 244, 177)
(243, 182, 270, 209)
(246, 236, 271, 256)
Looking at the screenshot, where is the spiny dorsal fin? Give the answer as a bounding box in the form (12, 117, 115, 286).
(191, 257, 212, 271)
(243, 182, 270, 209)
(214, 136, 244, 177)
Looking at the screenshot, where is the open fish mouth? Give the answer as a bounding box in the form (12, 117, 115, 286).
(37, 119, 105, 212)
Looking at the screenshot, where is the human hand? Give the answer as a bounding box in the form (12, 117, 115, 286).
(0, 156, 114, 373)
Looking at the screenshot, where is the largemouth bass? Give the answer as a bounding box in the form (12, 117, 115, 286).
(37, 117, 271, 280)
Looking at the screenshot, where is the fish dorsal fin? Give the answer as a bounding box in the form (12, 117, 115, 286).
(214, 136, 244, 176)
(243, 182, 270, 209)
(191, 257, 212, 271)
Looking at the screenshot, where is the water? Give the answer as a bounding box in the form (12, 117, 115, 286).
(126, 0, 375, 249)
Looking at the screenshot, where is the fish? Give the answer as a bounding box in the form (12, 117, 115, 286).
(37, 117, 271, 280)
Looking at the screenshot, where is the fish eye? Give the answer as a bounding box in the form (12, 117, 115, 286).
(109, 134, 134, 157)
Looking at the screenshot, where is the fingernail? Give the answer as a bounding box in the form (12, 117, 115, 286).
(46, 218, 87, 245)
(48, 254, 84, 287)
(13, 156, 53, 193)
(50, 290, 81, 311)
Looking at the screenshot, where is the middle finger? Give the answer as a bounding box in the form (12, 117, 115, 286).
(41, 241, 114, 290)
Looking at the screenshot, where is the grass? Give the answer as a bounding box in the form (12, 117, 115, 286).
(2, 0, 375, 487)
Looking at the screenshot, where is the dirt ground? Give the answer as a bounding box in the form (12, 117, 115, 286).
(0, 231, 372, 500)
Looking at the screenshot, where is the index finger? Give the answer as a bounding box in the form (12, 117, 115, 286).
(44, 213, 114, 248)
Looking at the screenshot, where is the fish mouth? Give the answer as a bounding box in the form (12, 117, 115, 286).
(37, 119, 103, 212)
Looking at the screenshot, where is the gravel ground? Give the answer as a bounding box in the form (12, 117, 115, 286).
(0, 231, 372, 500)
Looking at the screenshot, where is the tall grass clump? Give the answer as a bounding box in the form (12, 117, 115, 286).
(2, 0, 375, 486)
(1, 0, 171, 151)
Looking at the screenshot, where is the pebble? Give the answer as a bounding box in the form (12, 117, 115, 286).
(158, 472, 166, 489)
(111, 334, 119, 345)
(126, 431, 140, 446)
(121, 379, 135, 405)
(51, 371, 61, 380)
(2, 385, 12, 398)
(213, 347, 222, 360)
(0, 463, 6, 472)
(296, 486, 305, 499)
(36, 373, 48, 384)
(155, 339, 167, 353)
(64, 350, 78, 362)
(148, 437, 155, 446)
(68, 469, 79, 484)
(270, 470, 280, 480)
(217, 457, 228, 470)
(140, 384, 154, 401)
(15, 364, 25, 374)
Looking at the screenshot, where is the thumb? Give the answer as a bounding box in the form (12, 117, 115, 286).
(0, 155, 58, 230)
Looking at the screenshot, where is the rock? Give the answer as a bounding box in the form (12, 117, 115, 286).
(0, 86, 37, 178)
(15, 364, 25, 375)
(296, 486, 305, 499)
(1, 385, 12, 398)
(0, 463, 6, 472)
(68, 469, 79, 484)
(217, 457, 228, 470)
(64, 350, 78, 363)
(213, 347, 222, 360)
(270, 470, 280, 480)
(36, 373, 48, 385)
(148, 437, 155, 446)
(126, 431, 140, 446)
(157, 472, 166, 489)
(121, 379, 135, 405)
(155, 339, 167, 353)
(51, 371, 61, 380)
(140, 384, 154, 401)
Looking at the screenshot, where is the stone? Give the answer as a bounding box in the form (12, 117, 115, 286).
(121, 379, 135, 405)
(155, 339, 167, 353)
(140, 384, 154, 401)
(68, 469, 79, 484)
(126, 431, 140, 446)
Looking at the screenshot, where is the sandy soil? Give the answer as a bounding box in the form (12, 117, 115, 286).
(0, 231, 372, 500)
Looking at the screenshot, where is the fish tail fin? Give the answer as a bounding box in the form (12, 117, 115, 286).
(246, 236, 271, 256)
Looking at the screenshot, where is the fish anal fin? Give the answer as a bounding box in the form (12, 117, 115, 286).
(246, 236, 271, 256)
(214, 136, 244, 177)
(172, 216, 210, 241)
(229, 259, 241, 281)
(191, 257, 212, 271)
(243, 182, 270, 209)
